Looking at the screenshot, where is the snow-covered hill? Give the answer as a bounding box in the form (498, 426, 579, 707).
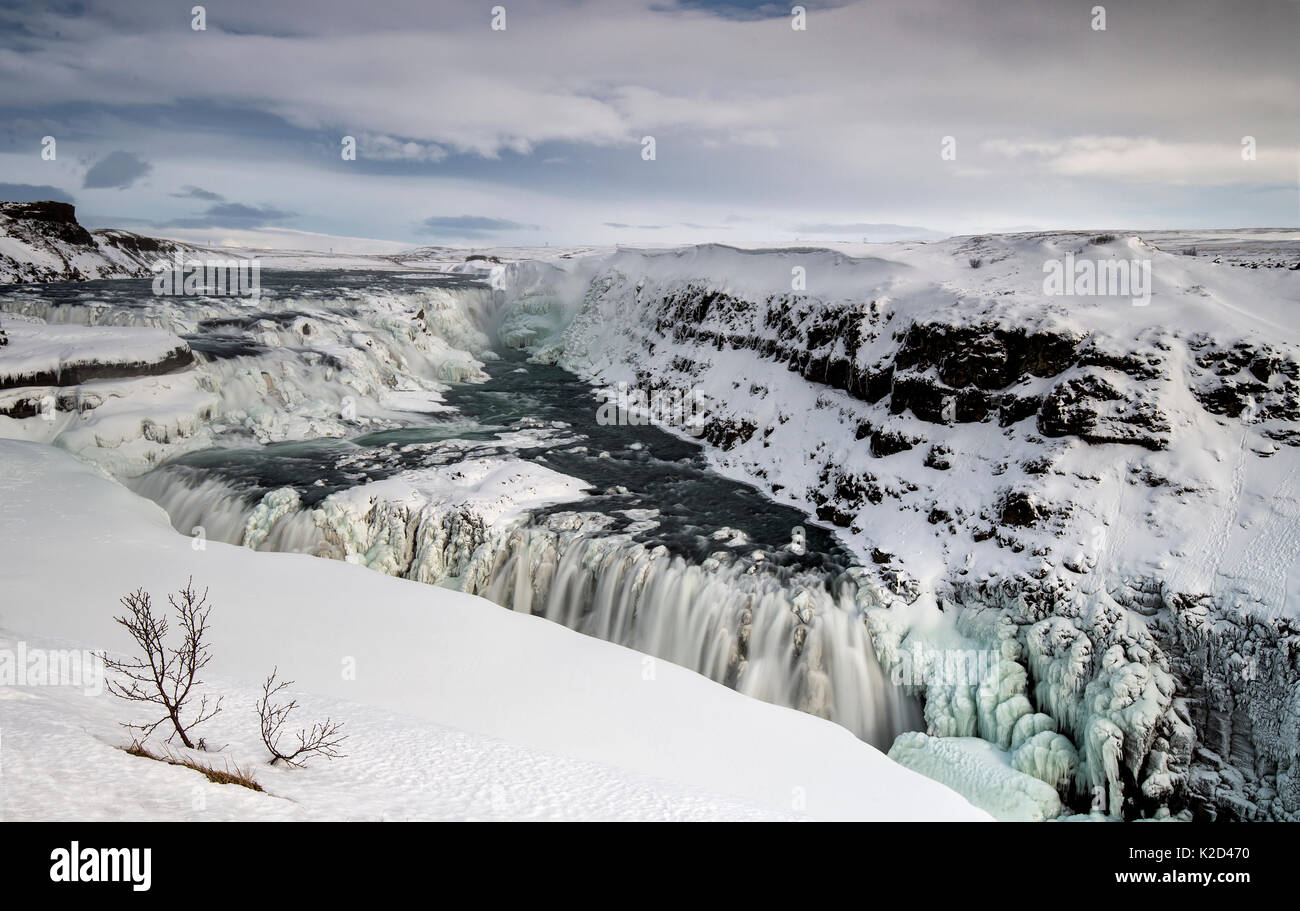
(0, 202, 202, 284)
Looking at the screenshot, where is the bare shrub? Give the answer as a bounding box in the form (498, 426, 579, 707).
(102, 578, 223, 749)
(968, 257, 982, 269)
(256, 668, 347, 767)
(1090, 233, 1116, 245)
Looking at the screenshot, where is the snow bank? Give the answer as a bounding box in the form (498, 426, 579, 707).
(0, 316, 191, 389)
(0, 630, 786, 822)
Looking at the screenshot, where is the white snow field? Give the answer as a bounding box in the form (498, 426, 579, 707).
(0, 439, 988, 821)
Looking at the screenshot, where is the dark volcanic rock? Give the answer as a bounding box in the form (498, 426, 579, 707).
(95, 229, 169, 257)
(895, 322, 1081, 390)
(998, 490, 1045, 527)
(1038, 369, 1169, 450)
(2, 201, 96, 247)
(869, 427, 916, 457)
(890, 370, 992, 423)
(923, 443, 953, 470)
(1190, 336, 1300, 428)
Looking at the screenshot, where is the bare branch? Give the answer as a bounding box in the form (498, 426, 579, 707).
(255, 668, 347, 767)
(100, 577, 223, 750)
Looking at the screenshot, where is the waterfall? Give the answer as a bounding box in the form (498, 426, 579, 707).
(129, 467, 259, 545)
(133, 463, 920, 749)
(464, 516, 921, 749)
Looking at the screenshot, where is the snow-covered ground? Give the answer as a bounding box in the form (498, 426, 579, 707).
(0, 317, 191, 388)
(0, 439, 987, 821)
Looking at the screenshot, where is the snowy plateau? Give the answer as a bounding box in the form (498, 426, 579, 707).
(2, 204, 1298, 822)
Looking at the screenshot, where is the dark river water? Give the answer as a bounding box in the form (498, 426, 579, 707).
(159, 347, 854, 574)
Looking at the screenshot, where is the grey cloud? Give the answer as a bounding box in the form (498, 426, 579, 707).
(171, 185, 224, 202)
(82, 150, 151, 189)
(2, 0, 1293, 241)
(164, 202, 295, 229)
(419, 215, 538, 238)
(0, 183, 74, 204)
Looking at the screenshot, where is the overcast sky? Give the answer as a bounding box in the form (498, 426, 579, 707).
(1, 0, 1296, 250)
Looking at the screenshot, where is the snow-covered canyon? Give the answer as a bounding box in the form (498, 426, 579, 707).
(3, 210, 1298, 821)
(498, 233, 1300, 821)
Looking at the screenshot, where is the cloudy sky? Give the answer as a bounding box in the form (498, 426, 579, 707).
(1, 0, 1295, 250)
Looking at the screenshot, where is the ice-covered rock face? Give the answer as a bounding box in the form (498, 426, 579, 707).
(502, 233, 1300, 819)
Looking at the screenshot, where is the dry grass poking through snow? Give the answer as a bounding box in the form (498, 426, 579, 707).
(122, 740, 264, 792)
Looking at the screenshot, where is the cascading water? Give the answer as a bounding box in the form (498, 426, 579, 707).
(130, 459, 921, 747)
(465, 517, 919, 747)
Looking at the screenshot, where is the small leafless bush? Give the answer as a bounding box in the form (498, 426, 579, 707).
(256, 668, 347, 767)
(968, 257, 982, 269)
(1090, 233, 1116, 245)
(102, 578, 223, 749)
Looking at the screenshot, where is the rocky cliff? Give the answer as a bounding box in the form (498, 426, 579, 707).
(0, 201, 192, 284)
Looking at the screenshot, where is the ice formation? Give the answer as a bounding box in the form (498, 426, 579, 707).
(1, 278, 499, 476)
(888, 732, 1063, 821)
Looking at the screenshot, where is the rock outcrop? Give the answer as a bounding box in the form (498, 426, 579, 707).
(0, 201, 193, 284)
